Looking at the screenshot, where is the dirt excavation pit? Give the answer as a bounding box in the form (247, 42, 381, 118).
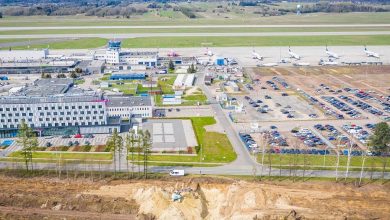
(0, 174, 389, 219)
(86, 178, 390, 220)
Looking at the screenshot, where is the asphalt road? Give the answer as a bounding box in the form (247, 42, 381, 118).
(1, 24, 390, 31)
(1, 31, 390, 39)
(1, 161, 389, 179)
(196, 70, 256, 168)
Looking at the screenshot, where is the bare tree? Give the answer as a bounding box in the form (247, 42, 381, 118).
(125, 129, 136, 179)
(142, 130, 152, 179)
(106, 128, 123, 177)
(137, 129, 144, 177)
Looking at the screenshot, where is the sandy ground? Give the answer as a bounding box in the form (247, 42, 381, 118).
(0, 174, 389, 219)
(87, 177, 390, 220)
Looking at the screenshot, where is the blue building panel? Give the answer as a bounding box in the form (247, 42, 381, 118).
(110, 73, 146, 80)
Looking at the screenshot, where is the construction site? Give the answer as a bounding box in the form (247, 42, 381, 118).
(0, 173, 389, 220)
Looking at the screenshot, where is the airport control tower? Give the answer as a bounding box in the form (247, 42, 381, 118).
(108, 40, 121, 51)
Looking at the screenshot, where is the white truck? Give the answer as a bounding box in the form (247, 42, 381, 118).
(169, 169, 185, 176)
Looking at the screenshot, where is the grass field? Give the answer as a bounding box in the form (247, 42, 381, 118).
(1, 27, 390, 35)
(122, 35, 390, 48)
(257, 153, 390, 171)
(107, 83, 138, 95)
(3, 34, 390, 50)
(1, 12, 390, 27)
(10, 38, 107, 49)
(128, 117, 237, 165)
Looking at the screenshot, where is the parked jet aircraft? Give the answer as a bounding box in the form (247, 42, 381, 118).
(364, 46, 380, 58)
(325, 46, 340, 59)
(252, 50, 263, 60)
(167, 49, 180, 57)
(288, 47, 301, 60)
(204, 48, 214, 56)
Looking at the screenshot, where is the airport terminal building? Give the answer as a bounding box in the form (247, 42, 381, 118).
(0, 79, 152, 138)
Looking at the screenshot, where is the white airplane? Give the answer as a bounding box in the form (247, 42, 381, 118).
(288, 47, 301, 60)
(252, 50, 263, 60)
(293, 62, 310, 66)
(325, 46, 340, 59)
(257, 63, 278, 67)
(364, 46, 380, 58)
(204, 48, 214, 56)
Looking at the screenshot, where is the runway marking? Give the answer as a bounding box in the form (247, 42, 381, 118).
(343, 74, 352, 79)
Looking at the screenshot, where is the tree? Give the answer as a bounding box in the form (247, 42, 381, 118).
(0, 12, 3, 19)
(56, 73, 66, 78)
(369, 122, 390, 181)
(75, 67, 83, 74)
(16, 120, 38, 172)
(187, 63, 196, 73)
(106, 128, 123, 176)
(168, 60, 175, 71)
(125, 130, 137, 178)
(70, 72, 78, 79)
(142, 130, 152, 179)
(137, 129, 144, 177)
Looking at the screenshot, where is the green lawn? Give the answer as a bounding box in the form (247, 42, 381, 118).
(3, 35, 390, 50)
(74, 79, 85, 85)
(109, 83, 138, 95)
(257, 153, 390, 171)
(7, 151, 112, 161)
(158, 75, 175, 94)
(1, 27, 389, 35)
(122, 35, 390, 48)
(1, 13, 390, 27)
(10, 38, 108, 50)
(129, 117, 237, 165)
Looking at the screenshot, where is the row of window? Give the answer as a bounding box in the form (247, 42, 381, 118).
(0, 116, 104, 124)
(1, 110, 105, 118)
(0, 105, 103, 112)
(1, 121, 105, 129)
(109, 107, 150, 111)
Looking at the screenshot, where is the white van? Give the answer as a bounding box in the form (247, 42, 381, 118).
(169, 170, 185, 176)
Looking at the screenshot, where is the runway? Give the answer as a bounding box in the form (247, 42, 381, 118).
(1, 31, 390, 39)
(1, 24, 390, 31)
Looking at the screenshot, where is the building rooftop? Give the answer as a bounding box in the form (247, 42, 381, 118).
(0, 78, 104, 104)
(106, 95, 152, 107)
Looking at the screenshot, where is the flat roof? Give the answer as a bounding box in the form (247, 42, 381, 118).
(106, 95, 152, 107)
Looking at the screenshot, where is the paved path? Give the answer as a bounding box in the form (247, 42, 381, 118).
(1, 31, 390, 39)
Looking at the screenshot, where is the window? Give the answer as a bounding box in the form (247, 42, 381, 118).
(53, 112, 58, 116)
(40, 112, 44, 116)
(38, 107, 41, 110)
(47, 112, 51, 116)
(58, 106, 62, 110)
(27, 107, 31, 111)
(13, 108, 16, 111)
(71, 106, 75, 109)
(51, 106, 55, 110)
(65, 106, 69, 110)
(29, 113, 33, 116)
(44, 107, 48, 110)
(20, 107, 24, 111)
(22, 113, 26, 116)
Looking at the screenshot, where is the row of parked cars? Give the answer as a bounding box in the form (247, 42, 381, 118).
(266, 80, 279, 90)
(299, 90, 344, 119)
(339, 95, 383, 116)
(341, 124, 370, 145)
(272, 76, 290, 89)
(313, 124, 351, 145)
(268, 148, 330, 155)
(292, 128, 325, 147)
(239, 132, 257, 149)
(322, 96, 361, 118)
(263, 130, 289, 147)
